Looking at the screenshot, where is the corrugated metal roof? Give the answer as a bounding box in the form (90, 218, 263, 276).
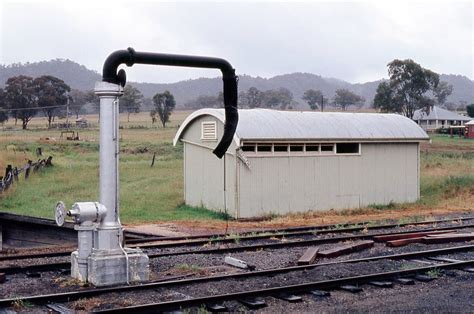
(173, 109, 429, 146)
(466, 120, 474, 125)
(412, 106, 471, 121)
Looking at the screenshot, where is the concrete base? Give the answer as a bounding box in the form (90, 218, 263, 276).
(72, 248, 149, 286)
(71, 251, 88, 282)
(88, 248, 149, 287)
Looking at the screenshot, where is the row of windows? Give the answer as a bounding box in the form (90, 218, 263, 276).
(241, 143, 360, 155)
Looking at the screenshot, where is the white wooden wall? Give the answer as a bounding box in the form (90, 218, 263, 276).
(181, 116, 237, 216)
(237, 143, 419, 218)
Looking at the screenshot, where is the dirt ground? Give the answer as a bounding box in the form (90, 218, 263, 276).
(125, 207, 474, 237)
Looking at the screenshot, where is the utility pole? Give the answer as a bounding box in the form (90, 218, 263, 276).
(66, 103, 70, 126)
(321, 94, 324, 112)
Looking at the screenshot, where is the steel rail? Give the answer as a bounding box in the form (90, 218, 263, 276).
(0, 251, 71, 261)
(125, 215, 474, 244)
(0, 244, 473, 307)
(2, 223, 474, 271)
(94, 259, 474, 313)
(5, 217, 472, 262)
(142, 223, 474, 254)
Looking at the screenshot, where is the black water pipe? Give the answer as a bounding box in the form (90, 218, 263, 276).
(101, 48, 238, 158)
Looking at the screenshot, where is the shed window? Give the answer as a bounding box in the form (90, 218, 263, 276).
(305, 144, 319, 152)
(241, 143, 256, 152)
(290, 144, 304, 152)
(320, 144, 334, 154)
(201, 121, 217, 141)
(257, 144, 272, 153)
(336, 143, 360, 154)
(273, 144, 289, 153)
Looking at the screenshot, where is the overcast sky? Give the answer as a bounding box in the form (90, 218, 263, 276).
(0, 0, 472, 84)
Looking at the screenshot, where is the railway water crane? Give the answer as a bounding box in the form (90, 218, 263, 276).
(55, 48, 239, 286)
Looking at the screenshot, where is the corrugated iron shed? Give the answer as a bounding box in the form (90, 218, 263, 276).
(174, 109, 429, 146)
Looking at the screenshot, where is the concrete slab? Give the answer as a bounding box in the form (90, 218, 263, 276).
(87, 248, 149, 287)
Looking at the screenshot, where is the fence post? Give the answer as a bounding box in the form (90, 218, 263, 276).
(13, 167, 19, 182)
(151, 152, 156, 167)
(25, 160, 32, 179)
(45, 156, 53, 167)
(4, 165, 12, 179)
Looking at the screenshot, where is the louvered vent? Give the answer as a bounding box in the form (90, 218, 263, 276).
(201, 121, 217, 141)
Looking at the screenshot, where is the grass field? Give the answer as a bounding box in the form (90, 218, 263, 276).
(0, 111, 473, 225)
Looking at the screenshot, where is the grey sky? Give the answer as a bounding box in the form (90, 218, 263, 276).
(0, 0, 472, 84)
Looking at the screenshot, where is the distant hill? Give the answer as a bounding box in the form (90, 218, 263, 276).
(1, 59, 473, 109)
(0, 59, 101, 91)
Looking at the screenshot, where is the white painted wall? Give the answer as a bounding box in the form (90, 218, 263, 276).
(237, 143, 419, 218)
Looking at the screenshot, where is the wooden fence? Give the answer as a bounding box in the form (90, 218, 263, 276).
(0, 157, 53, 193)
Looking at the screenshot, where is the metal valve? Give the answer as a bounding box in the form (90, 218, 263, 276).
(55, 201, 67, 227)
(69, 202, 107, 224)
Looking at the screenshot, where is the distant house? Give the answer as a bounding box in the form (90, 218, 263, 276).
(465, 120, 474, 139)
(413, 106, 471, 131)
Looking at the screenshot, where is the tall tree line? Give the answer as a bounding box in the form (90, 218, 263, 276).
(0, 75, 73, 129)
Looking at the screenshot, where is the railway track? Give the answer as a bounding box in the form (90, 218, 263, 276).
(0, 245, 473, 312)
(126, 215, 474, 244)
(95, 260, 474, 313)
(2, 215, 473, 262)
(1, 223, 474, 275)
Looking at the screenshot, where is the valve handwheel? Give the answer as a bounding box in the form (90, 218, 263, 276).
(55, 201, 67, 226)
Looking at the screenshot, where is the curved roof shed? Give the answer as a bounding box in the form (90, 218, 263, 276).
(174, 109, 429, 146)
(174, 109, 428, 219)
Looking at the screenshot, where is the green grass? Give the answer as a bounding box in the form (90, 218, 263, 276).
(426, 268, 442, 278)
(368, 201, 396, 210)
(419, 175, 474, 206)
(429, 134, 474, 144)
(1, 114, 474, 223)
(0, 129, 229, 223)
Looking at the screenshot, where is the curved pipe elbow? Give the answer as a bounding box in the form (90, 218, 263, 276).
(101, 48, 238, 158)
(102, 49, 134, 85)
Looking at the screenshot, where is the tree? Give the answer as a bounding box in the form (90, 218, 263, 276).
(120, 85, 143, 122)
(467, 104, 474, 118)
(444, 102, 457, 111)
(0, 89, 8, 124)
(302, 89, 327, 110)
(433, 81, 453, 106)
(4, 75, 37, 129)
(373, 81, 397, 112)
(152, 90, 176, 128)
(34, 75, 71, 128)
(69, 89, 88, 118)
(333, 88, 364, 111)
(373, 59, 439, 118)
(262, 88, 293, 109)
(243, 87, 264, 108)
(84, 90, 100, 114)
(185, 94, 220, 109)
